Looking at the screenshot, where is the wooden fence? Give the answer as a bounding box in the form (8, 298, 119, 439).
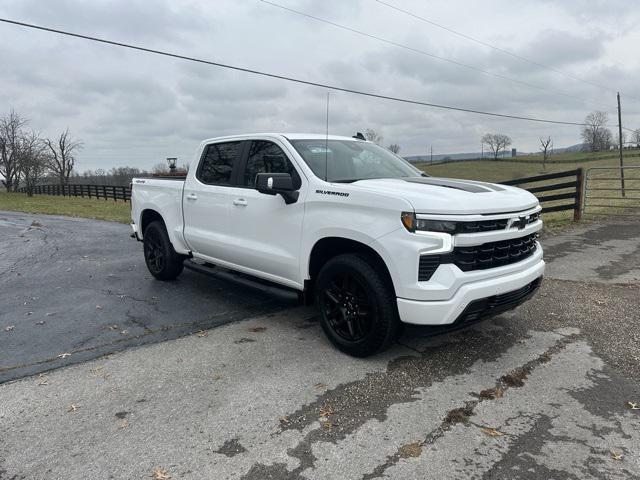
(501, 168, 584, 221)
(18, 169, 586, 220)
(18, 184, 131, 202)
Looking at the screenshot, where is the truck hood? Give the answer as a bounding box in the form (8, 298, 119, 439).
(346, 177, 539, 214)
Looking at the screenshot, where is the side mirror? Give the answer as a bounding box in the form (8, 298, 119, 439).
(255, 173, 299, 204)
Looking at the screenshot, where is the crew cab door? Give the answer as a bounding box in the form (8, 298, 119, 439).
(182, 140, 245, 262)
(223, 139, 306, 287)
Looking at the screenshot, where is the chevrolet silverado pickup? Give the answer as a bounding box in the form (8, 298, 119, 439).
(131, 133, 544, 356)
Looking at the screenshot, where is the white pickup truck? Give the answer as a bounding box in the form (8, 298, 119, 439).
(131, 133, 544, 356)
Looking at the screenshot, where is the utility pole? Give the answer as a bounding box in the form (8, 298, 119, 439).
(481, 142, 484, 160)
(617, 92, 626, 197)
(430, 145, 433, 164)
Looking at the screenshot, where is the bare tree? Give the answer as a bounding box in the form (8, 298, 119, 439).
(615, 131, 628, 149)
(632, 128, 640, 148)
(539, 136, 553, 171)
(18, 131, 47, 196)
(481, 133, 512, 160)
(364, 129, 383, 145)
(152, 163, 170, 175)
(387, 144, 401, 154)
(581, 111, 612, 152)
(0, 110, 28, 191)
(45, 128, 83, 186)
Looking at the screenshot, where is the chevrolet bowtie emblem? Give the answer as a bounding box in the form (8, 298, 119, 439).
(518, 216, 528, 229)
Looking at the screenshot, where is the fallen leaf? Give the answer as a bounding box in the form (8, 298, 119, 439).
(35, 320, 45, 326)
(4, 325, 15, 332)
(107, 324, 119, 331)
(96, 305, 103, 310)
(626, 402, 640, 410)
(320, 420, 333, 430)
(151, 467, 171, 480)
(279, 416, 290, 425)
(319, 405, 334, 417)
(314, 382, 328, 390)
(211, 373, 223, 380)
(118, 419, 129, 429)
(196, 330, 208, 337)
(24, 311, 33, 316)
(67, 404, 79, 412)
(611, 451, 623, 461)
(247, 326, 267, 333)
(398, 442, 422, 458)
(46, 312, 56, 317)
(36, 373, 48, 386)
(120, 330, 129, 335)
(482, 427, 504, 437)
(58, 352, 72, 359)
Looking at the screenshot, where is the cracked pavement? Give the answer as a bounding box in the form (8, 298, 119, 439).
(0, 212, 639, 479)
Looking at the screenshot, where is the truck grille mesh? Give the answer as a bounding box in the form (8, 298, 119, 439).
(418, 233, 538, 280)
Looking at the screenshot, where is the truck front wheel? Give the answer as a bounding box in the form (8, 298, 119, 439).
(316, 254, 399, 357)
(143, 220, 184, 280)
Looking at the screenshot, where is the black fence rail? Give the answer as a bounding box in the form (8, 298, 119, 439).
(501, 168, 584, 221)
(19, 170, 586, 220)
(18, 184, 131, 202)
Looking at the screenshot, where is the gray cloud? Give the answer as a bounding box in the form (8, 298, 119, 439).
(0, 0, 638, 172)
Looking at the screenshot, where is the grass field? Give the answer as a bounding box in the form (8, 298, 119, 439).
(0, 192, 131, 223)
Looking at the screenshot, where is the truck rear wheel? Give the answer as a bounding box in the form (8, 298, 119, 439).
(316, 254, 399, 357)
(143, 220, 184, 280)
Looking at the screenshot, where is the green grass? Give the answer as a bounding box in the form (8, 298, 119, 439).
(0, 192, 131, 224)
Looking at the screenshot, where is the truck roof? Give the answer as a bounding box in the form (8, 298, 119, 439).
(200, 133, 366, 144)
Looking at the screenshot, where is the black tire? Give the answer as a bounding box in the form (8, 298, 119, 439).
(315, 253, 399, 357)
(143, 220, 184, 280)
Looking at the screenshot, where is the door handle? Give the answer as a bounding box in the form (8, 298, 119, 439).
(186, 193, 198, 200)
(233, 198, 248, 206)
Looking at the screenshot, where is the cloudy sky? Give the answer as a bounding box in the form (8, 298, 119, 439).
(1, 0, 639, 171)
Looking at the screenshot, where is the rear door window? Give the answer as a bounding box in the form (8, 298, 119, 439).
(197, 141, 243, 185)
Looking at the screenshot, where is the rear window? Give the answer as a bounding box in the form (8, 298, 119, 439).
(197, 141, 242, 185)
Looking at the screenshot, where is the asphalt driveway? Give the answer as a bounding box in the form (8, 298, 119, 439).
(0, 212, 639, 479)
(0, 211, 296, 383)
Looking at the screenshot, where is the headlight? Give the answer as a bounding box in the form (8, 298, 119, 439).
(401, 212, 457, 233)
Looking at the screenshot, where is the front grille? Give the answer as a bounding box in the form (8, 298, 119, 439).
(417, 233, 538, 280)
(451, 212, 540, 234)
(456, 277, 542, 326)
(457, 219, 508, 233)
(445, 233, 538, 272)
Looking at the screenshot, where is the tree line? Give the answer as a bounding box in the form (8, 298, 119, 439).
(0, 110, 82, 195)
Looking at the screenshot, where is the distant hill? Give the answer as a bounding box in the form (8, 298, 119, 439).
(403, 143, 586, 163)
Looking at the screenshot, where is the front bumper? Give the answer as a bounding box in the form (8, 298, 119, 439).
(397, 256, 544, 325)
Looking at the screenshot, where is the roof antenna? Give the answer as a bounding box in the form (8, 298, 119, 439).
(324, 91, 330, 182)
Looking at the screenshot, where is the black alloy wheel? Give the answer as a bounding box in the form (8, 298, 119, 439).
(143, 220, 184, 280)
(321, 272, 373, 343)
(316, 253, 400, 357)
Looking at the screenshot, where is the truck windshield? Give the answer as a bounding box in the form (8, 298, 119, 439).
(289, 139, 424, 182)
